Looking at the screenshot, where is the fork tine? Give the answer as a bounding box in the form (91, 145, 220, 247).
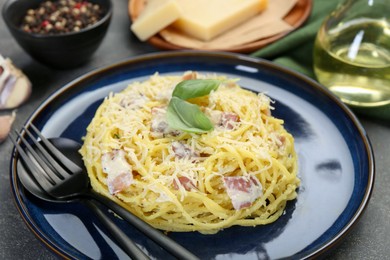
(23, 126, 70, 181)
(29, 124, 82, 174)
(14, 130, 63, 184)
(9, 132, 55, 191)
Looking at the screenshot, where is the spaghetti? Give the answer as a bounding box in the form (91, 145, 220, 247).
(80, 72, 299, 233)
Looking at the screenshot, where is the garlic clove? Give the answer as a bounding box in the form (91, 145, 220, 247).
(0, 111, 16, 143)
(0, 55, 32, 110)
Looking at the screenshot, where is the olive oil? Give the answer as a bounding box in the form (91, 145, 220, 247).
(314, 19, 390, 107)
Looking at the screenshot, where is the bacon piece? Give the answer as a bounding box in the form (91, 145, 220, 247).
(173, 176, 197, 191)
(108, 173, 132, 195)
(101, 149, 133, 194)
(151, 106, 181, 137)
(182, 71, 197, 80)
(172, 141, 199, 159)
(205, 109, 239, 130)
(151, 107, 169, 132)
(120, 93, 148, 109)
(223, 176, 262, 210)
(221, 112, 239, 129)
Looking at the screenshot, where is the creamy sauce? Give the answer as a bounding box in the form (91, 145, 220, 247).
(101, 149, 133, 194)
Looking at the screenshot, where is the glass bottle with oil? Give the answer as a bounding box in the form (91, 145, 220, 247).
(313, 0, 390, 108)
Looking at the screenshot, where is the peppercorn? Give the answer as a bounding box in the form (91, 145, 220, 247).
(20, 0, 105, 35)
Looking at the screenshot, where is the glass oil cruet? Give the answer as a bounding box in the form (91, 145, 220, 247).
(313, 0, 390, 108)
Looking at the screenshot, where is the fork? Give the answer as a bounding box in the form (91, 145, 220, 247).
(10, 126, 150, 260)
(11, 124, 199, 260)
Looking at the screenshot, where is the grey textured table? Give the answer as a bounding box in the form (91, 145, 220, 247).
(0, 0, 389, 259)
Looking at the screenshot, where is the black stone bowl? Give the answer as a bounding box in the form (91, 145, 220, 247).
(2, 0, 112, 69)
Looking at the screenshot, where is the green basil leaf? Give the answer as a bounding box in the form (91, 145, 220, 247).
(172, 79, 220, 100)
(167, 97, 214, 133)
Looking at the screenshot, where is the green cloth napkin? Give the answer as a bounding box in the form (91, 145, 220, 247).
(252, 0, 390, 120)
(251, 0, 341, 78)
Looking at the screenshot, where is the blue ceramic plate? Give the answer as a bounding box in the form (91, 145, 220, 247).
(10, 51, 374, 259)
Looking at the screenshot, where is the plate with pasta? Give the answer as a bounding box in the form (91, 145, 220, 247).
(10, 51, 374, 259)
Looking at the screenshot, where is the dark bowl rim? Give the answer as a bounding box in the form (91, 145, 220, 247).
(2, 0, 113, 39)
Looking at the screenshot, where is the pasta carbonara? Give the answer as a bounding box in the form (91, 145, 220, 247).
(80, 72, 299, 233)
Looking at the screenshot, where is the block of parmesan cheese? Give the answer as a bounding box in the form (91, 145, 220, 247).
(173, 0, 268, 41)
(131, 0, 181, 41)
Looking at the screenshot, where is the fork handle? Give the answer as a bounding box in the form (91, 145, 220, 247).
(83, 199, 150, 260)
(87, 190, 199, 260)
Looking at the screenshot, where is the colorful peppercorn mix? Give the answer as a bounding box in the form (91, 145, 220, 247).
(20, 0, 105, 35)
